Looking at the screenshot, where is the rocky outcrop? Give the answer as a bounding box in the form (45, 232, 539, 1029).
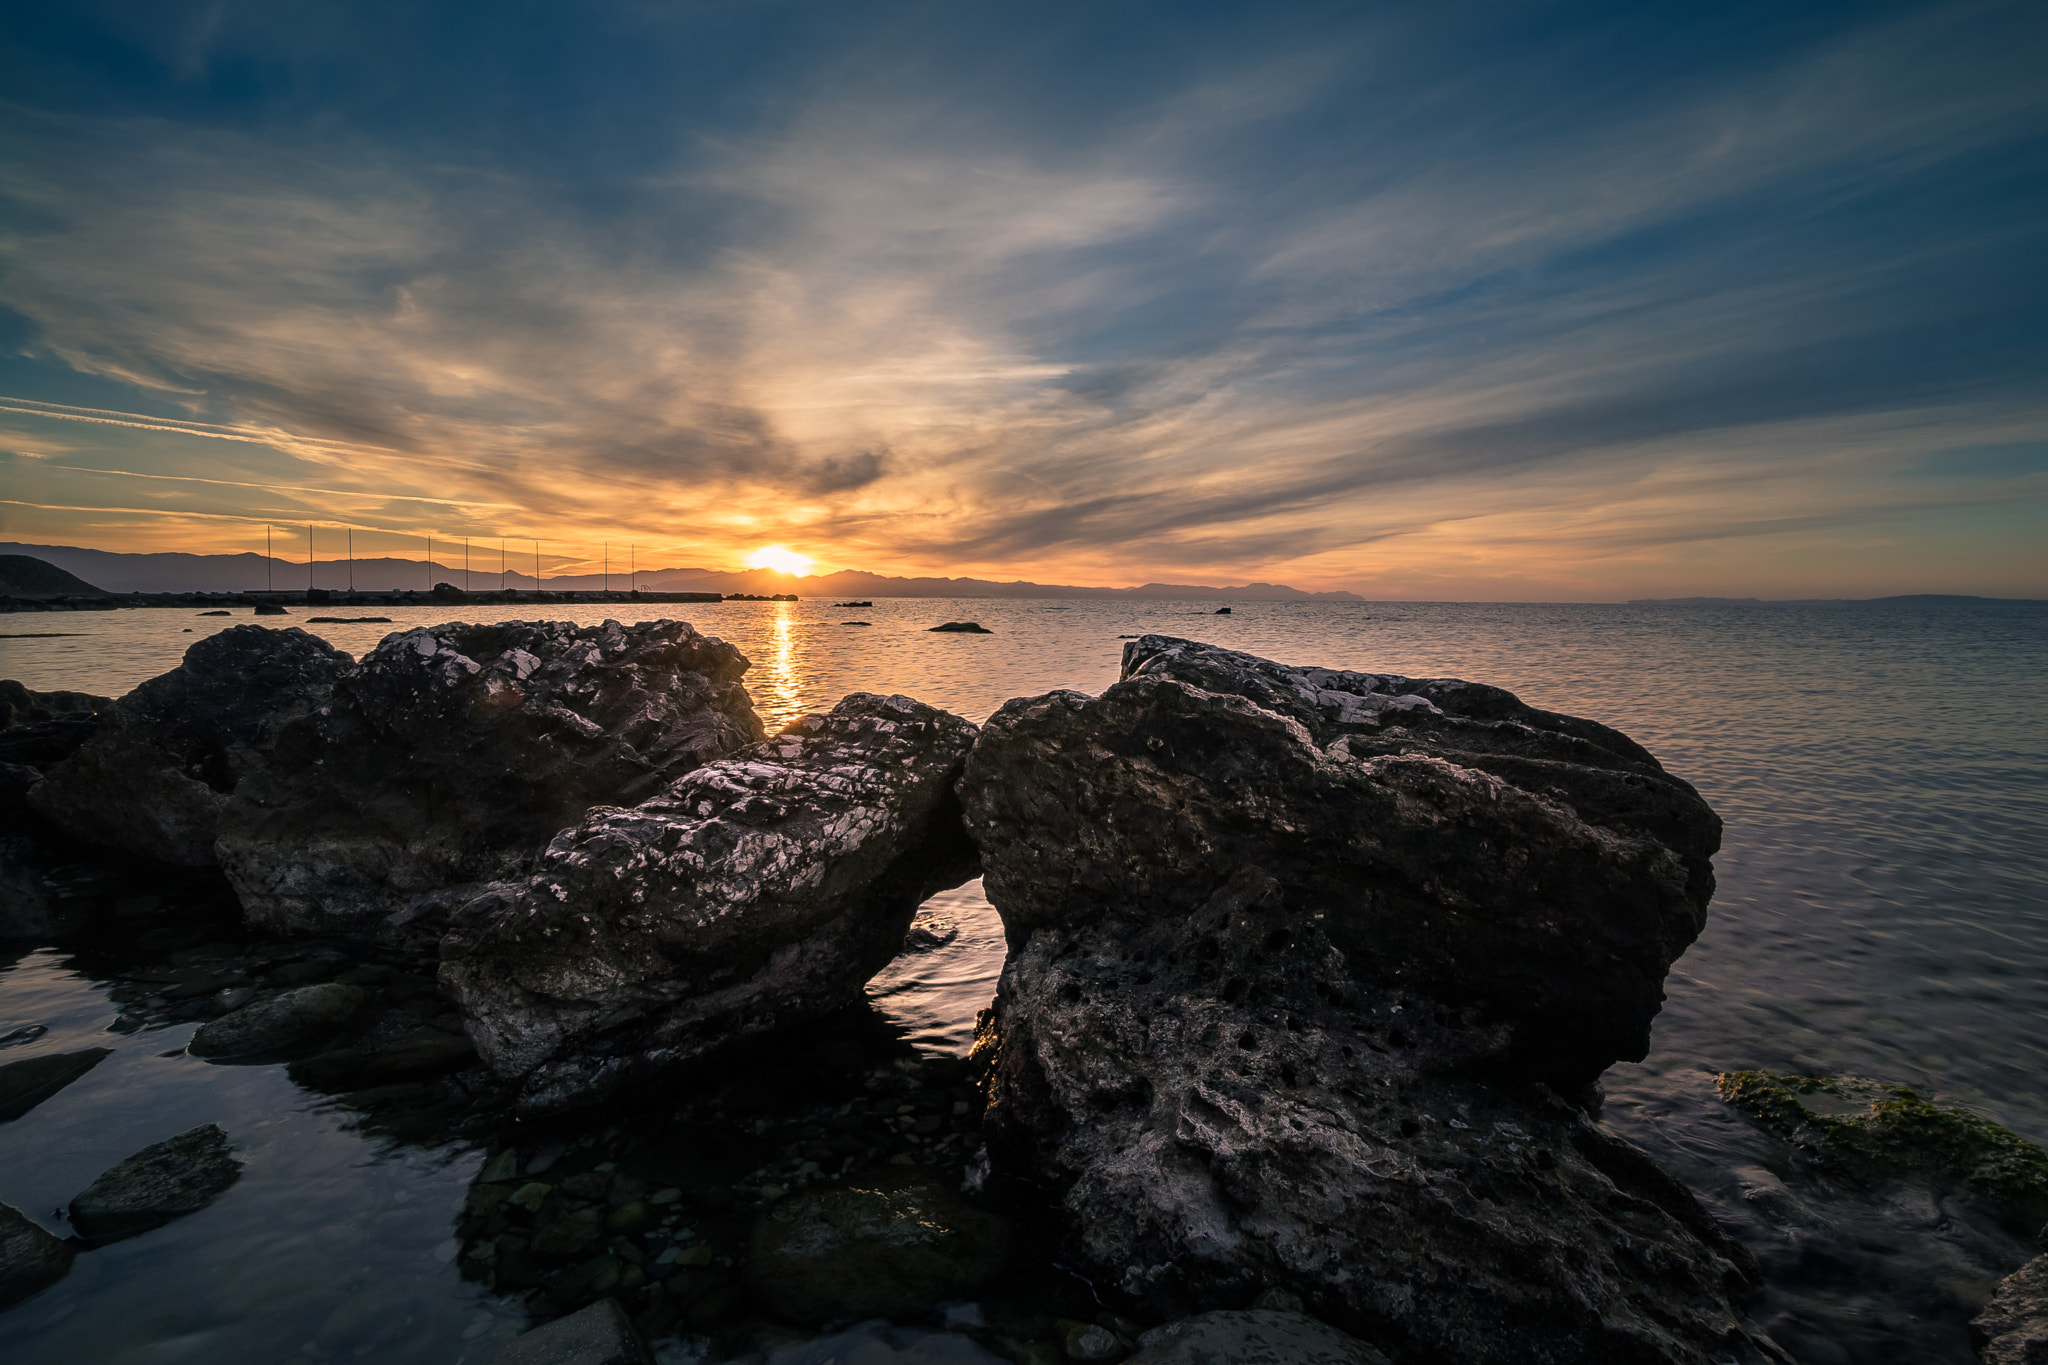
(0, 1201, 75, 1309)
(67, 1123, 241, 1243)
(28, 628, 348, 866)
(217, 619, 764, 939)
(959, 638, 1769, 1365)
(442, 692, 979, 1112)
(1975, 1253, 2048, 1365)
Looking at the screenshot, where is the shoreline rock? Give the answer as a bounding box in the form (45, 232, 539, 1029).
(0, 1201, 75, 1309)
(0, 1046, 111, 1121)
(67, 1123, 242, 1243)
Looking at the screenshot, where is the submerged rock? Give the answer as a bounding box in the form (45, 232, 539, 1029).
(442, 692, 979, 1113)
(745, 1171, 1011, 1324)
(67, 1122, 241, 1242)
(217, 618, 764, 939)
(491, 1297, 652, 1365)
(0, 1046, 111, 1121)
(1126, 1310, 1389, 1365)
(927, 622, 991, 633)
(1717, 1070, 2048, 1231)
(959, 638, 1766, 1364)
(1975, 1253, 2048, 1365)
(28, 627, 348, 866)
(0, 1201, 75, 1309)
(188, 982, 365, 1059)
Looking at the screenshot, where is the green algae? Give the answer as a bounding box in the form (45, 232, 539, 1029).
(1717, 1069, 2048, 1228)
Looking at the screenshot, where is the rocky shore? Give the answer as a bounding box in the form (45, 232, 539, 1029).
(3, 625, 2043, 1364)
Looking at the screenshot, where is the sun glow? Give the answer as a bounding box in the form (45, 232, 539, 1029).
(743, 544, 815, 576)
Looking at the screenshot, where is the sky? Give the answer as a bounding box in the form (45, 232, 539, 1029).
(0, 0, 2043, 599)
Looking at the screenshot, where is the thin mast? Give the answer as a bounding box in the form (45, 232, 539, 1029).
(307, 524, 314, 590)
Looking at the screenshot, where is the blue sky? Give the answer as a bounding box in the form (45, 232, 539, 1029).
(1, 0, 2043, 597)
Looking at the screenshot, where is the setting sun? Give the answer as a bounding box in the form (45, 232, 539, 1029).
(743, 544, 815, 576)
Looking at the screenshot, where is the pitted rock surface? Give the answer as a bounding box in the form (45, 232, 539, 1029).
(442, 692, 979, 1113)
(28, 627, 348, 866)
(959, 634, 1721, 1087)
(216, 619, 763, 938)
(1975, 1253, 2048, 1365)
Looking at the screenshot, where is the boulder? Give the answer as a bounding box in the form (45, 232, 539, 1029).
(0, 1047, 111, 1121)
(442, 692, 979, 1113)
(188, 983, 365, 1060)
(745, 1171, 1011, 1324)
(1975, 1253, 2048, 1365)
(217, 618, 764, 938)
(0, 1201, 75, 1309)
(0, 680, 110, 728)
(28, 627, 349, 866)
(958, 639, 1771, 1365)
(1127, 1310, 1389, 1365)
(490, 1298, 652, 1365)
(67, 1123, 241, 1242)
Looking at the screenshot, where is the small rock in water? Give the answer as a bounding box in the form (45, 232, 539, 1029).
(746, 1171, 1012, 1324)
(1063, 1322, 1124, 1361)
(67, 1122, 241, 1243)
(188, 982, 364, 1059)
(1974, 1252, 2048, 1365)
(0, 1200, 76, 1310)
(0, 1024, 49, 1048)
(489, 1297, 652, 1365)
(1126, 1311, 1390, 1365)
(927, 621, 992, 633)
(0, 1046, 110, 1121)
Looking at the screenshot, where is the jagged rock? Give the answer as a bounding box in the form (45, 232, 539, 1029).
(28, 627, 349, 866)
(1975, 1253, 2048, 1365)
(442, 692, 979, 1112)
(0, 1047, 111, 1121)
(960, 635, 1721, 1088)
(959, 638, 1769, 1365)
(67, 1123, 241, 1242)
(1126, 1310, 1390, 1365)
(0, 679, 110, 729)
(490, 1298, 652, 1365)
(745, 1172, 1012, 1324)
(0, 1201, 75, 1309)
(188, 983, 365, 1059)
(217, 618, 764, 938)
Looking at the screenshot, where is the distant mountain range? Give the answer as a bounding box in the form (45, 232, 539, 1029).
(0, 542, 1365, 601)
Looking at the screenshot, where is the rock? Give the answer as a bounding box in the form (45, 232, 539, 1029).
(0, 679, 110, 729)
(1126, 1311, 1387, 1365)
(0, 1201, 75, 1309)
(188, 982, 364, 1059)
(28, 627, 349, 866)
(1213, 607, 1231, 615)
(442, 692, 978, 1113)
(252, 603, 289, 615)
(1717, 1069, 2048, 1231)
(433, 582, 468, 602)
(0, 715, 103, 769)
(960, 635, 1720, 1088)
(1974, 1253, 2048, 1365)
(490, 1297, 653, 1365)
(0, 1047, 111, 1120)
(67, 1123, 241, 1242)
(928, 622, 991, 633)
(217, 618, 764, 938)
(287, 1025, 476, 1090)
(958, 638, 1770, 1365)
(761, 1322, 1009, 1365)
(744, 1171, 1012, 1324)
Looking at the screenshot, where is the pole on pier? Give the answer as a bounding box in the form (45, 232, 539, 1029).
(534, 541, 540, 593)
(631, 543, 636, 592)
(500, 540, 506, 591)
(426, 535, 433, 592)
(604, 541, 609, 595)
(267, 525, 272, 591)
(348, 528, 354, 592)
(307, 525, 314, 590)
(464, 538, 469, 592)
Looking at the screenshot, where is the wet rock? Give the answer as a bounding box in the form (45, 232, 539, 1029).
(960, 639, 1769, 1365)
(29, 627, 348, 866)
(928, 622, 991, 633)
(0, 1200, 75, 1309)
(67, 1122, 241, 1242)
(491, 1298, 653, 1365)
(0, 715, 103, 769)
(765, 1322, 1010, 1364)
(188, 982, 364, 1059)
(287, 1024, 476, 1090)
(745, 1171, 1011, 1324)
(0, 1046, 111, 1120)
(1126, 1311, 1388, 1365)
(253, 603, 288, 616)
(1974, 1253, 2048, 1365)
(442, 692, 978, 1113)
(1717, 1070, 2048, 1231)
(218, 618, 764, 938)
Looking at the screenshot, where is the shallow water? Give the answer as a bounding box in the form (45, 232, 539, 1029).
(4, 595, 2046, 1361)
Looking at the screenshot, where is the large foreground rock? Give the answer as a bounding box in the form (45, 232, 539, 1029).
(68, 1122, 241, 1242)
(443, 693, 979, 1112)
(29, 627, 348, 866)
(0, 1201, 75, 1309)
(1975, 1253, 2048, 1365)
(960, 639, 1771, 1365)
(218, 619, 764, 938)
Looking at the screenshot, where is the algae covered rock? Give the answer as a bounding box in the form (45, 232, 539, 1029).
(1974, 1252, 2048, 1365)
(745, 1171, 1012, 1323)
(0, 1200, 76, 1309)
(1716, 1070, 2048, 1230)
(67, 1123, 242, 1243)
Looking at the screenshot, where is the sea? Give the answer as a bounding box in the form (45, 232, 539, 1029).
(2, 596, 2045, 1363)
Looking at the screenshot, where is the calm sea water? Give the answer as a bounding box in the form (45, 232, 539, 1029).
(3, 596, 2045, 1361)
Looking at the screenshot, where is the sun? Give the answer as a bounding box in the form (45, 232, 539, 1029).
(743, 544, 815, 576)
